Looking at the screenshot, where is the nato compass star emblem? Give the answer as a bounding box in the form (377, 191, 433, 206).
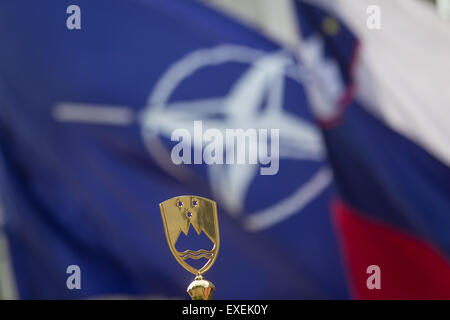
(53, 44, 333, 232)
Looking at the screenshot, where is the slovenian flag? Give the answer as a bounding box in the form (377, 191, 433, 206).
(295, 0, 450, 299)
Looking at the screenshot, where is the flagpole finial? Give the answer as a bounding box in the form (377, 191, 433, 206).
(187, 275, 215, 300)
(160, 195, 220, 300)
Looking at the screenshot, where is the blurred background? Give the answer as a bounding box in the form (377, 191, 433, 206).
(0, 0, 449, 299)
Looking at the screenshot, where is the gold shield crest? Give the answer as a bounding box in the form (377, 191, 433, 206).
(159, 195, 220, 276)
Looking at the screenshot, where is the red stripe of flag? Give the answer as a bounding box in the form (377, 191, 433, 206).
(333, 199, 450, 299)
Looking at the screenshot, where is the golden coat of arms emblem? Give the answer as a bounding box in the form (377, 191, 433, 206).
(160, 195, 220, 300)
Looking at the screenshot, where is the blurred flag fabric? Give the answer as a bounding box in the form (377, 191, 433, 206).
(0, 0, 347, 299)
(295, 0, 450, 299)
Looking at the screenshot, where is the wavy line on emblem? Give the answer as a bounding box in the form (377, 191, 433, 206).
(179, 249, 214, 260)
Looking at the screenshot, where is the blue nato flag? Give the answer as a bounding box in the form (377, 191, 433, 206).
(0, 0, 347, 299)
